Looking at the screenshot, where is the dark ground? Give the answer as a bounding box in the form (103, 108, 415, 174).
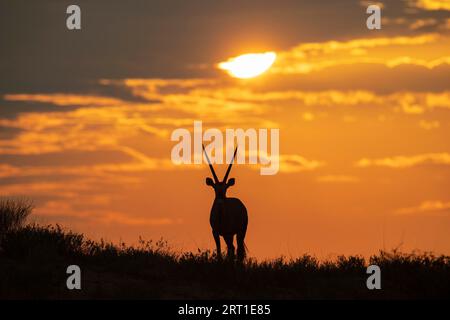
(1, 224, 449, 299)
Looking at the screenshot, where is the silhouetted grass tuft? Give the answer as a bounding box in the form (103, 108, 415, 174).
(0, 197, 33, 234)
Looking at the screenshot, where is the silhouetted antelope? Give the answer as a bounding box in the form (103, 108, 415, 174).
(203, 145, 248, 261)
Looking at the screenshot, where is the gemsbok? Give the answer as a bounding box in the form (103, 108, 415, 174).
(202, 144, 248, 261)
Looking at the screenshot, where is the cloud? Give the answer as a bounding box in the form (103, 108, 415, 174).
(409, 18, 439, 30)
(316, 175, 360, 183)
(0, 103, 172, 156)
(270, 34, 450, 75)
(0, 83, 331, 181)
(118, 79, 274, 124)
(445, 18, 450, 30)
(409, 0, 450, 11)
(117, 79, 450, 114)
(278, 155, 325, 173)
(383, 18, 407, 26)
(419, 120, 440, 130)
(186, 88, 381, 105)
(103, 78, 218, 101)
(34, 200, 181, 226)
(391, 92, 450, 114)
(0, 158, 183, 179)
(152, 87, 450, 114)
(243, 150, 324, 174)
(356, 153, 450, 168)
(2, 82, 449, 185)
(359, 1, 385, 9)
(0, 180, 93, 198)
(3, 94, 125, 107)
(395, 200, 450, 215)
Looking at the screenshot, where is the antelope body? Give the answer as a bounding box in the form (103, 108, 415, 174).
(203, 145, 248, 261)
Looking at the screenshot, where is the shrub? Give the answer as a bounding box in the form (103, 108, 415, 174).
(0, 197, 33, 234)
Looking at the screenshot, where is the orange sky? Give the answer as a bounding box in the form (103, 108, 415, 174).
(1, 0, 449, 259)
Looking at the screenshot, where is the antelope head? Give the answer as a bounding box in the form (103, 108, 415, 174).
(202, 144, 238, 200)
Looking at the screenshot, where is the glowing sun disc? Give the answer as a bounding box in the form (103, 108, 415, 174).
(218, 52, 277, 79)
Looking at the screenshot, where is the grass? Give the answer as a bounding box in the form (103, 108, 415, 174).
(0, 197, 33, 234)
(0, 198, 449, 299)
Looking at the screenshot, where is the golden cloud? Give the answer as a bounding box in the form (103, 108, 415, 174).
(270, 34, 450, 75)
(34, 200, 181, 226)
(419, 120, 440, 130)
(120, 81, 450, 114)
(356, 153, 450, 168)
(395, 200, 450, 215)
(316, 175, 360, 183)
(0, 159, 182, 179)
(410, 0, 450, 11)
(0, 180, 93, 197)
(278, 155, 325, 173)
(0, 103, 173, 156)
(1, 70, 449, 186)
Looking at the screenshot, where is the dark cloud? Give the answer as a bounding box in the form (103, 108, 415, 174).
(0, 100, 80, 118)
(1, 150, 133, 167)
(0, 126, 22, 139)
(0, 0, 422, 92)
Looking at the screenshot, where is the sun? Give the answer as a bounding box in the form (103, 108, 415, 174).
(218, 51, 277, 79)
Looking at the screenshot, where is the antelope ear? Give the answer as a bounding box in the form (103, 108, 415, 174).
(206, 177, 214, 186)
(227, 178, 235, 186)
